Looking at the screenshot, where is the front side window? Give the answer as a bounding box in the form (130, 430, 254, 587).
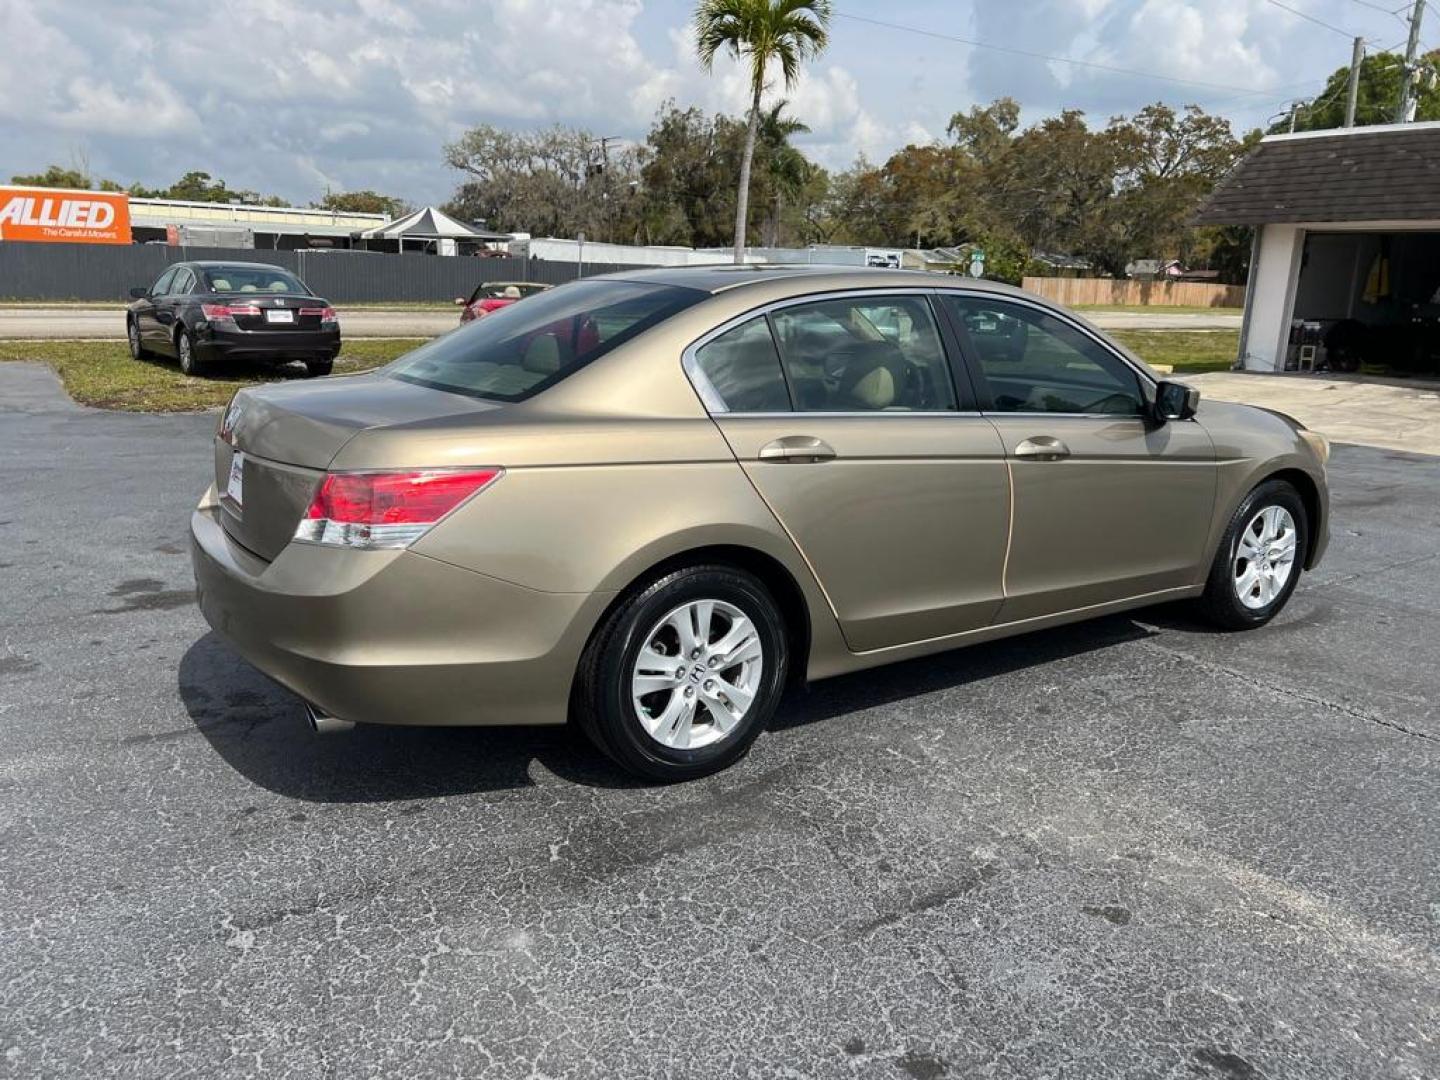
(769, 295, 957, 411)
(691, 316, 790, 412)
(150, 267, 178, 296)
(940, 296, 1144, 415)
(389, 280, 705, 402)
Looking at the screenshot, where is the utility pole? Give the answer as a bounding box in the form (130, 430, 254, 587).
(1397, 0, 1427, 123)
(1345, 36, 1364, 127)
(1288, 102, 1299, 133)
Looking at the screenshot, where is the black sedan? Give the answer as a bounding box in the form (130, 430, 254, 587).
(126, 261, 340, 377)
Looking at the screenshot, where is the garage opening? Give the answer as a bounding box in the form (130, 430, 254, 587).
(1290, 230, 1440, 377)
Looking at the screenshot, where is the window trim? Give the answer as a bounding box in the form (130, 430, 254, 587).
(682, 287, 977, 416)
(934, 289, 1158, 419)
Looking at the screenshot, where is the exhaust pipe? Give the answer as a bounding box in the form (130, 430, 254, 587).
(303, 701, 355, 735)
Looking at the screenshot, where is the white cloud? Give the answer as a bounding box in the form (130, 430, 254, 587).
(0, 0, 1403, 207)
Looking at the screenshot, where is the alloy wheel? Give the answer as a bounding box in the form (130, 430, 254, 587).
(1233, 505, 1297, 610)
(178, 333, 193, 374)
(630, 599, 764, 750)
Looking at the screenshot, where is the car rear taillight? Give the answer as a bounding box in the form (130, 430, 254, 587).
(293, 468, 502, 549)
(300, 305, 338, 325)
(202, 302, 262, 326)
(218, 393, 243, 445)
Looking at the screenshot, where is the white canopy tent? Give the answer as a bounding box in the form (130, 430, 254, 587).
(358, 207, 510, 255)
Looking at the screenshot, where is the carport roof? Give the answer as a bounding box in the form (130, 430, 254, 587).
(1194, 121, 1440, 226)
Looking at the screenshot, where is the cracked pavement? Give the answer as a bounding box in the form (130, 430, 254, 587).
(0, 362, 1436, 1079)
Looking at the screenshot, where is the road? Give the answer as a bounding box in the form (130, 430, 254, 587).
(1, 361, 1435, 1079)
(0, 305, 1242, 340)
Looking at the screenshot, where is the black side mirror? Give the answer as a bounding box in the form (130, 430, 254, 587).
(1154, 379, 1200, 422)
(129, 286, 148, 299)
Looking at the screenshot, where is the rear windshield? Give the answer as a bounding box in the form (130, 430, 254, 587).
(202, 266, 308, 294)
(389, 280, 704, 402)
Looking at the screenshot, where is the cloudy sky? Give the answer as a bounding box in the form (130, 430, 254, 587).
(1, 0, 1428, 208)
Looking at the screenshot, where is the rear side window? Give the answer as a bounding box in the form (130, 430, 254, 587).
(769, 295, 957, 411)
(691, 316, 790, 412)
(170, 268, 195, 294)
(389, 280, 705, 403)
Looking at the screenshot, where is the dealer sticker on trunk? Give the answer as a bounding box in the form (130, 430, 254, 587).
(226, 451, 244, 508)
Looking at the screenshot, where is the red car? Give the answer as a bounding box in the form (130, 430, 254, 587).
(455, 281, 551, 323)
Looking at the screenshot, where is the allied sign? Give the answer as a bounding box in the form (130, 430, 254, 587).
(0, 187, 131, 244)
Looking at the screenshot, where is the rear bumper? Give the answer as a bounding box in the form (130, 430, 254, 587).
(189, 492, 607, 728)
(198, 325, 340, 362)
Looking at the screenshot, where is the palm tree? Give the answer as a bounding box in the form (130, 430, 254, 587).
(758, 100, 811, 246)
(694, 0, 832, 262)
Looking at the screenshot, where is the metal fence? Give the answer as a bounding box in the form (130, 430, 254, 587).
(0, 243, 651, 303)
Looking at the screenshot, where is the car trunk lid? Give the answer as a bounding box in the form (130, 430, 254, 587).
(210, 292, 325, 332)
(215, 373, 501, 560)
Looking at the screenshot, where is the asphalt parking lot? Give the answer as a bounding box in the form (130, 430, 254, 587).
(1, 362, 1436, 1079)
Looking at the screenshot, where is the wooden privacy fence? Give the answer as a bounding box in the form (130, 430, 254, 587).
(1022, 276, 1244, 308)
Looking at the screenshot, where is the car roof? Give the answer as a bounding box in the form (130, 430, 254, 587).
(600, 263, 1034, 299)
(184, 261, 296, 271)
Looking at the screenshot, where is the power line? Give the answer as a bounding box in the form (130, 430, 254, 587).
(832, 11, 1317, 98)
(1262, 0, 1365, 40)
(1346, 0, 1409, 19)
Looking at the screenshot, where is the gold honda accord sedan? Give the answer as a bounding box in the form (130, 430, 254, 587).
(191, 266, 1330, 780)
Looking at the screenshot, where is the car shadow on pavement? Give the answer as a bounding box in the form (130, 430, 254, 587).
(178, 632, 640, 802)
(181, 614, 1162, 802)
(772, 613, 1160, 732)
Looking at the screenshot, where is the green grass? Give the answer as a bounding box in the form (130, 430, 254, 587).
(1110, 330, 1239, 374)
(0, 338, 427, 411)
(1074, 303, 1241, 315)
(0, 299, 464, 311)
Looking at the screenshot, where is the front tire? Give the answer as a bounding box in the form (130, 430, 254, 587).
(1197, 479, 1308, 630)
(574, 565, 789, 782)
(176, 327, 205, 377)
(127, 318, 148, 360)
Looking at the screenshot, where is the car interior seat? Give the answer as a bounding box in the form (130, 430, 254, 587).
(836, 341, 907, 409)
(211, 279, 231, 291)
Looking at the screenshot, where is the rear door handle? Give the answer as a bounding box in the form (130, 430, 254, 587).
(1014, 436, 1070, 462)
(758, 435, 836, 463)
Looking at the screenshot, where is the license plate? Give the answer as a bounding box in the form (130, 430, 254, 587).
(265, 308, 295, 324)
(226, 451, 244, 507)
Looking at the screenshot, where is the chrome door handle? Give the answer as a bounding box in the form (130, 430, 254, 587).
(1014, 436, 1070, 461)
(758, 436, 836, 463)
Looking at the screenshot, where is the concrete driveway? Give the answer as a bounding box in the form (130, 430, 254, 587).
(1186, 372, 1440, 457)
(0, 305, 1238, 340)
(1, 362, 1436, 1079)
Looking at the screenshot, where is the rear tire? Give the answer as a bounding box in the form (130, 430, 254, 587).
(1196, 479, 1308, 630)
(574, 564, 789, 782)
(176, 327, 205, 377)
(305, 358, 334, 378)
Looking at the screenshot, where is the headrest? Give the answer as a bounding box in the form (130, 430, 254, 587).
(847, 364, 895, 409)
(211, 279, 231, 291)
(502, 285, 522, 299)
(521, 333, 562, 374)
(269, 281, 289, 292)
